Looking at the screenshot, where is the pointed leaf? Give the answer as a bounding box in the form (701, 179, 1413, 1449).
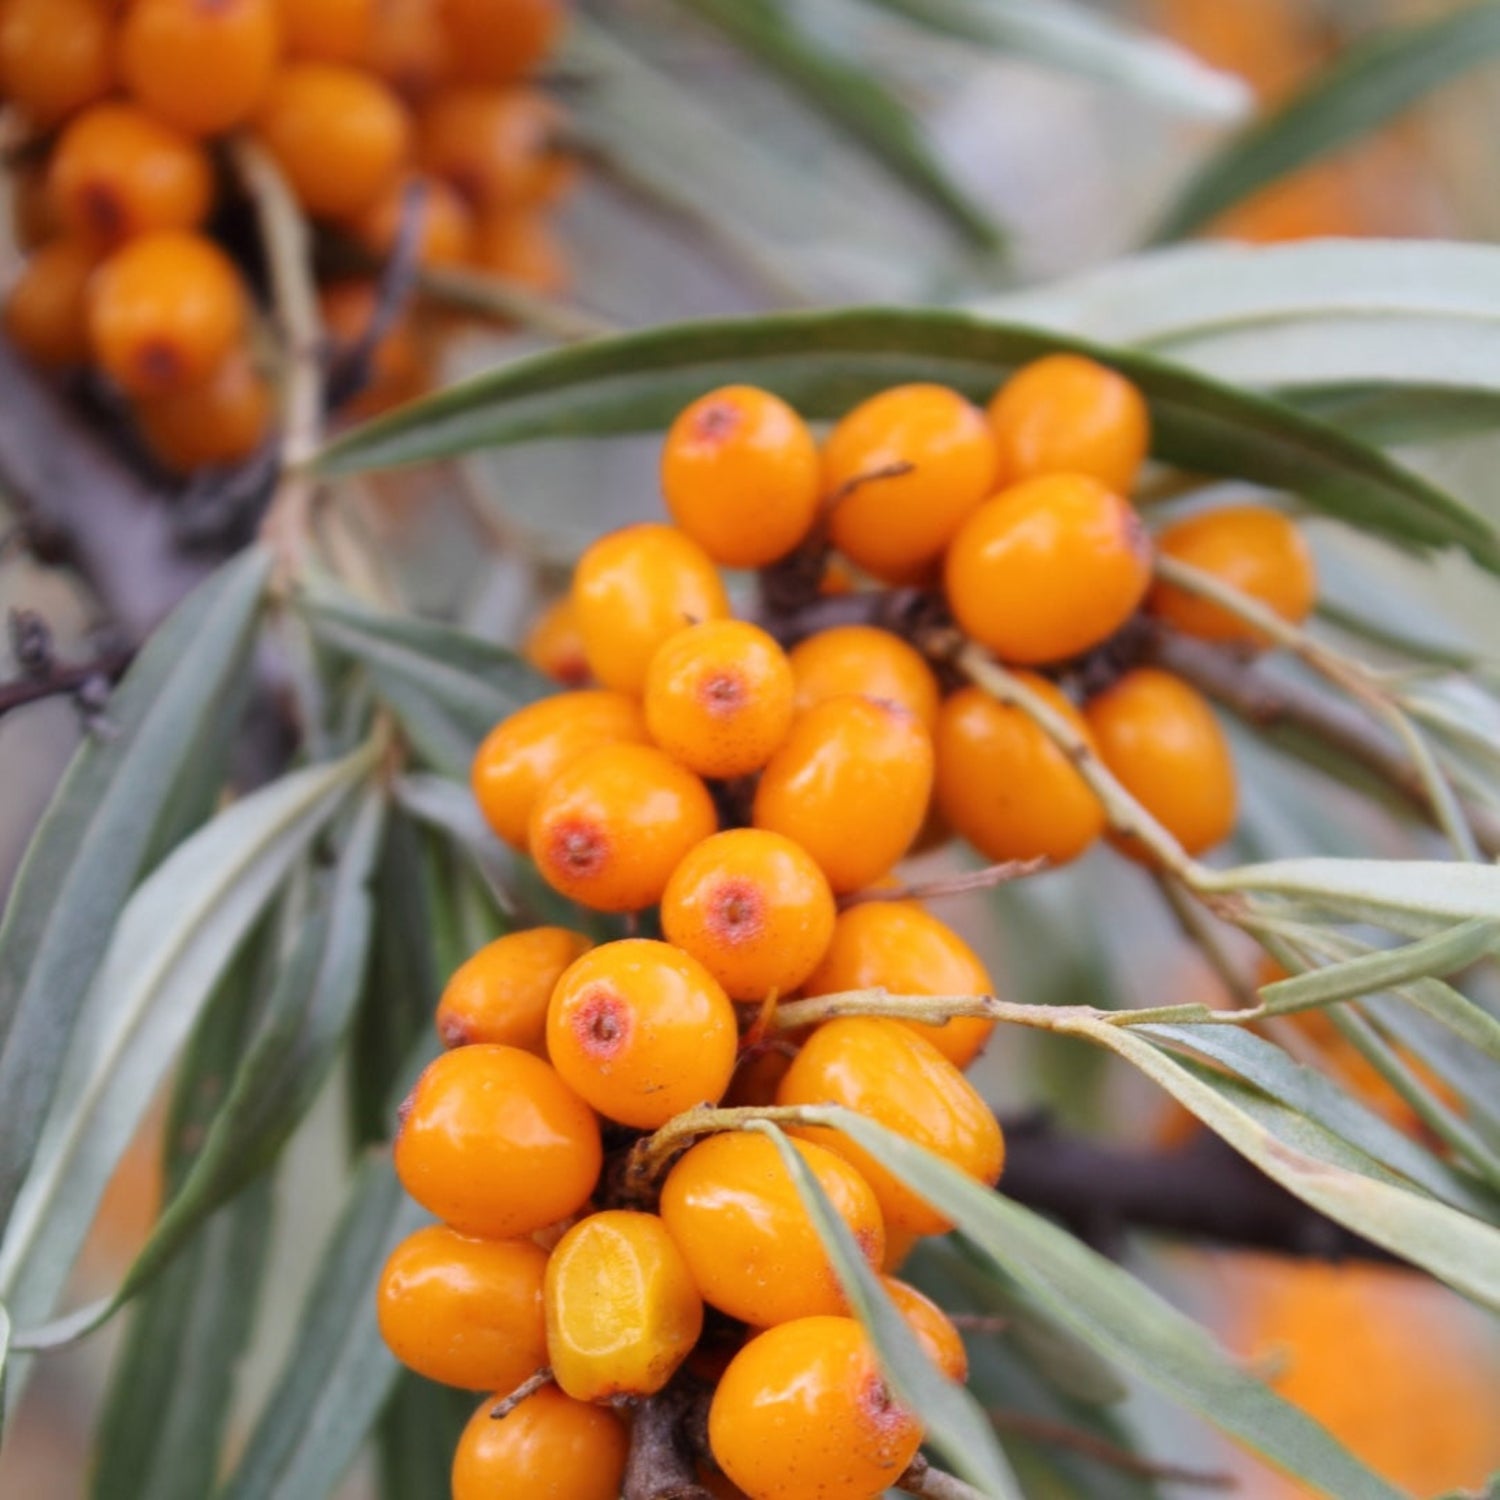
(393, 774, 517, 915)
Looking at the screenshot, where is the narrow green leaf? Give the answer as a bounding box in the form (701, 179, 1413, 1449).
(375, 1375, 474, 1500)
(1365, 995, 1500, 1147)
(394, 773, 517, 916)
(1292, 384, 1500, 447)
(0, 1301, 10, 1428)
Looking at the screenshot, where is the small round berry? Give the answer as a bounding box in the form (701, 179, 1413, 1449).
(1149, 504, 1317, 646)
(546, 939, 737, 1128)
(452, 1385, 628, 1500)
(935, 679, 1104, 866)
(544, 1210, 704, 1402)
(788, 626, 940, 734)
(662, 386, 821, 569)
(364, 0, 450, 102)
(644, 621, 794, 779)
(275, 0, 371, 60)
(441, 0, 564, 84)
(346, 173, 474, 267)
(945, 474, 1153, 664)
(987, 354, 1151, 495)
(376, 1225, 547, 1390)
(709, 1317, 923, 1500)
(436, 926, 592, 1052)
(134, 349, 273, 474)
(660, 1131, 885, 1326)
(0, 0, 113, 128)
(1084, 668, 1237, 858)
(4, 240, 97, 370)
(881, 1276, 967, 1382)
(523, 597, 590, 687)
(394, 1044, 601, 1240)
(753, 695, 933, 894)
(823, 384, 998, 584)
(571, 524, 730, 695)
(469, 207, 569, 291)
(419, 86, 570, 210)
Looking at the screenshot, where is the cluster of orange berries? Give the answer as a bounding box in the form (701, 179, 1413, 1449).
(2, 0, 571, 472)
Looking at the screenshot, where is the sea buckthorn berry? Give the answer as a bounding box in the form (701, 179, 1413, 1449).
(4, 241, 97, 370)
(275, 0, 371, 60)
(823, 384, 998, 584)
(0, 0, 113, 128)
(394, 1044, 601, 1240)
(470, 690, 648, 850)
(420, 87, 570, 210)
(660, 829, 835, 1002)
(441, 0, 565, 85)
(376, 1225, 547, 1391)
(661, 386, 821, 569)
(523, 597, 590, 687)
(724, 1046, 793, 1110)
(571, 524, 730, 695)
(1150, 503, 1317, 645)
(469, 208, 569, 292)
(11, 166, 58, 253)
(435, 926, 592, 1052)
(364, 0, 451, 102)
(546, 939, 737, 1128)
(752, 695, 933, 895)
(882, 1276, 967, 1382)
(88, 232, 246, 398)
(134, 350, 272, 474)
(319, 278, 430, 418)
(802, 901, 995, 1069)
(452, 1385, 629, 1500)
(119, 0, 281, 137)
(788, 626, 941, 734)
(347, 174, 474, 268)
(660, 1131, 885, 1326)
(545, 1211, 704, 1402)
(709, 1317, 923, 1500)
(935, 679, 1104, 866)
(777, 1017, 1004, 1235)
(1084, 668, 1237, 858)
(945, 474, 1153, 664)
(987, 354, 1151, 495)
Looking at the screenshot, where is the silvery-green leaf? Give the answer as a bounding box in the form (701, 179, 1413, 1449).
(393, 774, 517, 916)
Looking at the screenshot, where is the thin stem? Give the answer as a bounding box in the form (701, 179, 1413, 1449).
(840, 858, 1047, 908)
(1152, 871, 1260, 1010)
(986, 1410, 1236, 1489)
(771, 988, 1068, 1034)
(624, 1105, 830, 1192)
(490, 1366, 553, 1419)
(897, 1456, 990, 1500)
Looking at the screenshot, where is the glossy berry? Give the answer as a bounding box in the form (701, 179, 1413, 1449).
(778, 1017, 1004, 1235)
(441, 0, 564, 85)
(376, 1225, 547, 1391)
(935, 679, 1104, 866)
(709, 1317, 923, 1500)
(435, 926, 592, 1053)
(420, 86, 570, 210)
(660, 1131, 885, 1326)
(823, 384, 998, 583)
(545, 1211, 704, 1402)
(546, 939, 737, 1128)
(4, 240, 96, 370)
(987, 354, 1151, 495)
(571, 524, 730, 695)
(134, 350, 272, 474)
(882, 1276, 967, 1382)
(452, 1385, 629, 1500)
(469, 207, 569, 292)
(394, 1044, 601, 1240)
(523, 597, 590, 687)
(364, 0, 451, 102)
(753, 694, 933, 894)
(946, 473, 1153, 664)
(276, 0, 372, 59)
(0, 0, 113, 128)
(662, 385, 822, 568)
(348, 173, 474, 267)
(788, 626, 941, 734)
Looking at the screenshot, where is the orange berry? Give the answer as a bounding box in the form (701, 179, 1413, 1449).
(881, 1276, 967, 1382)
(946, 474, 1153, 664)
(723, 1046, 793, 1110)
(660, 1131, 885, 1326)
(88, 231, 245, 398)
(935, 679, 1104, 866)
(118, 0, 281, 136)
(753, 695, 933, 894)
(787, 626, 940, 734)
(11, 165, 59, 252)
(823, 384, 998, 584)
(469, 690, 647, 850)
(662, 386, 821, 569)
(276, 0, 371, 60)
(544, 1210, 704, 1402)
(1084, 667, 1237, 858)
(571, 524, 730, 695)
(987, 354, 1151, 495)
(347, 173, 474, 267)
(452, 1385, 628, 1500)
(364, 0, 451, 102)
(469, 207, 568, 292)
(546, 938, 737, 1128)
(778, 1017, 1004, 1235)
(134, 348, 272, 473)
(523, 597, 590, 687)
(376, 1225, 546, 1390)
(420, 86, 569, 210)
(802, 902, 995, 1069)
(441, 0, 564, 84)
(394, 1044, 601, 1239)
(709, 1317, 923, 1500)
(319, 277, 430, 418)
(0, 0, 113, 128)
(435, 926, 592, 1052)
(253, 63, 411, 219)
(1150, 503, 1317, 646)
(4, 240, 97, 370)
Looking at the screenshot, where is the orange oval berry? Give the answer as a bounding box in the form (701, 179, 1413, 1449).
(523, 597, 590, 688)
(436, 926, 592, 1052)
(134, 349, 273, 474)
(420, 86, 569, 210)
(275, 0, 371, 60)
(347, 173, 474, 267)
(823, 384, 998, 584)
(468, 207, 569, 292)
(946, 474, 1153, 664)
(662, 386, 822, 569)
(753, 695, 933, 894)
(0, 0, 113, 128)
(4, 240, 97, 370)
(394, 1044, 601, 1239)
(788, 626, 941, 735)
(364, 0, 451, 102)
(376, 1225, 547, 1390)
(661, 1131, 885, 1326)
(881, 1276, 967, 1382)
(546, 939, 737, 1128)
(441, 0, 563, 84)
(452, 1385, 628, 1500)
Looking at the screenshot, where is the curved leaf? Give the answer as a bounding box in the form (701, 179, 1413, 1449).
(394, 773, 518, 915)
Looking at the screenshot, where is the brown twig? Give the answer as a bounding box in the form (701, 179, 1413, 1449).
(987, 1409, 1237, 1489)
(840, 858, 1047, 908)
(0, 646, 133, 721)
(897, 1456, 989, 1500)
(489, 1366, 553, 1420)
(622, 1383, 715, 1500)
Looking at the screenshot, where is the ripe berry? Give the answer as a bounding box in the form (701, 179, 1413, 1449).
(823, 383, 998, 583)
(435, 926, 592, 1052)
(660, 829, 835, 1002)
(660, 1131, 885, 1326)
(988, 354, 1151, 495)
(441, 0, 564, 85)
(469, 208, 569, 291)
(134, 349, 272, 473)
(752, 694, 933, 894)
(934, 679, 1104, 866)
(0, 0, 113, 128)
(10, 165, 58, 252)
(348, 173, 474, 267)
(546, 939, 737, 1128)
(394, 1044, 601, 1239)
(376, 1225, 547, 1390)
(4, 241, 96, 370)
(364, 0, 451, 103)
(662, 385, 821, 568)
(452, 1385, 629, 1500)
(419, 86, 570, 210)
(945, 473, 1153, 664)
(522, 597, 589, 687)
(544, 1210, 704, 1402)
(788, 625, 941, 734)
(882, 1276, 967, 1382)
(275, 0, 372, 60)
